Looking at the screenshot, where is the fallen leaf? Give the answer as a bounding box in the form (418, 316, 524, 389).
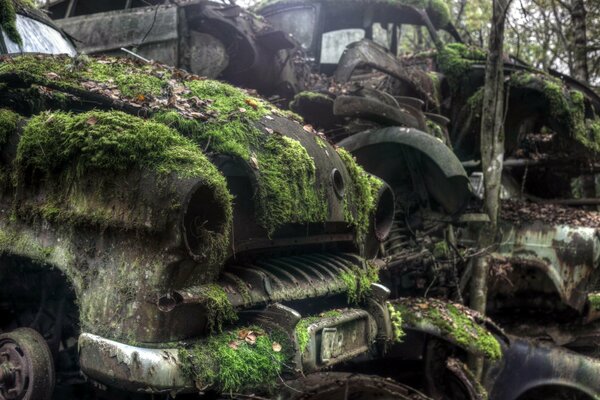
(136, 94, 146, 102)
(245, 332, 257, 345)
(86, 116, 97, 126)
(245, 98, 259, 110)
(303, 124, 314, 133)
(265, 128, 274, 134)
(250, 156, 259, 170)
(272, 342, 282, 352)
(228, 340, 239, 350)
(45, 72, 60, 80)
(238, 329, 250, 340)
(239, 107, 247, 113)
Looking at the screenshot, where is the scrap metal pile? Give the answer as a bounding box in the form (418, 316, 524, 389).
(0, 0, 598, 399)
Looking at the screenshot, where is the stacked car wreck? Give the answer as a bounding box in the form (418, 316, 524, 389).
(1, 0, 599, 399)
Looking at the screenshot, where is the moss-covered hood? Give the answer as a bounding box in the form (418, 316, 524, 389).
(0, 54, 379, 343)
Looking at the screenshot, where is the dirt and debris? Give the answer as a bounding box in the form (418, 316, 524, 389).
(500, 199, 600, 227)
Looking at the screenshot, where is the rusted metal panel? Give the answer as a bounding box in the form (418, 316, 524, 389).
(493, 222, 600, 312)
(485, 337, 600, 399)
(55, 5, 178, 54)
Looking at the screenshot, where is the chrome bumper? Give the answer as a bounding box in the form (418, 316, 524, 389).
(78, 333, 194, 394)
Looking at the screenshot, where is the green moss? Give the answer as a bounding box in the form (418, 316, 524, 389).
(16, 110, 233, 266)
(337, 148, 380, 242)
(0, 55, 170, 102)
(295, 310, 342, 353)
(340, 260, 379, 304)
(289, 91, 333, 111)
(89, 63, 166, 100)
(432, 240, 449, 258)
(0, 108, 21, 147)
(0, 0, 21, 45)
(188, 284, 238, 333)
(155, 109, 328, 236)
(387, 302, 405, 342)
(588, 292, 600, 311)
(426, 120, 444, 141)
(315, 136, 328, 148)
(0, 55, 331, 234)
(437, 43, 486, 93)
(0, 229, 55, 264)
(426, 0, 450, 27)
(395, 298, 502, 360)
(186, 80, 270, 121)
(179, 326, 286, 393)
(510, 72, 600, 153)
(18, 110, 218, 178)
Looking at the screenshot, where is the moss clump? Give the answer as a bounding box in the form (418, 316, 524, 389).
(394, 298, 502, 360)
(0, 108, 21, 147)
(425, 0, 450, 27)
(156, 81, 329, 235)
(509, 72, 600, 153)
(0, 55, 170, 101)
(426, 120, 444, 142)
(0, 0, 21, 45)
(190, 284, 238, 333)
(588, 292, 600, 311)
(340, 260, 379, 304)
(387, 302, 405, 342)
(436, 43, 487, 93)
(179, 327, 286, 393)
(295, 310, 342, 353)
(18, 110, 220, 178)
(337, 148, 380, 242)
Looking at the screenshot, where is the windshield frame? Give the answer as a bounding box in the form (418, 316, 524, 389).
(259, 0, 462, 62)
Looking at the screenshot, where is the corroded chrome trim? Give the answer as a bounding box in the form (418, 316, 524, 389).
(78, 333, 194, 394)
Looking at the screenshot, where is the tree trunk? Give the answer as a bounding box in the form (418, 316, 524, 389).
(571, 0, 589, 83)
(480, 0, 511, 229)
(469, 0, 512, 379)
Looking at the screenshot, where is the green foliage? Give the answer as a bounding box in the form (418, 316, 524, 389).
(386, 302, 405, 342)
(295, 310, 342, 353)
(396, 298, 502, 360)
(588, 292, 600, 311)
(179, 327, 286, 393)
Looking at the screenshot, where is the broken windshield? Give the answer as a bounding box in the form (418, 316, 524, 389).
(2, 14, 76, 56)
(263, 6, 317, 51)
